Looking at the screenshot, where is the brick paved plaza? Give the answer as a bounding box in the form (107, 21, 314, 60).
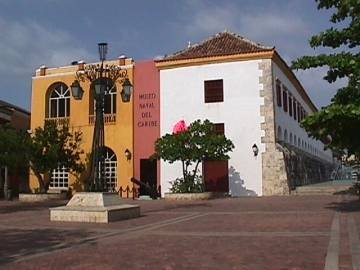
(0, 195, 359, 269)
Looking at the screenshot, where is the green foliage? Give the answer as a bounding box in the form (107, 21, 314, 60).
(29, 121, 85, 193)
(170, 175, 204, 193)
(0, 125, 28, 173)
(292, 0, 360, 160)
(154, 119, 234, 193)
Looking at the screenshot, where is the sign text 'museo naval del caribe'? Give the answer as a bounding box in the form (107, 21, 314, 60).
(137, 92, 157, 128)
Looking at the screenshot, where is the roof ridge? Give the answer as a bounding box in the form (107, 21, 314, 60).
(163, 31, 274, 60)
(221, 30, 274, 50)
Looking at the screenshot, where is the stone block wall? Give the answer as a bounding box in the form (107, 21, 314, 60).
(258, 59, 333, 196)
(259, 59, 290, 195)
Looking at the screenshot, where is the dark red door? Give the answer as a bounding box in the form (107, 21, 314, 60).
(203, 160, 228, 192)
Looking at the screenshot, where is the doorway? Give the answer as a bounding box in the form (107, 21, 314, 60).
(139, 159, 157, 195)
(203, 160, 229, 192)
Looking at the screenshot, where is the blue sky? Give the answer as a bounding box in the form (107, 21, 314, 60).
(0, 0, 344, 111)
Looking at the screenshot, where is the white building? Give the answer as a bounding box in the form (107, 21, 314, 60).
(156, 31, 333, 196)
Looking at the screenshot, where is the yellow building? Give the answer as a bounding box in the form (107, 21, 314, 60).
(30, 58, 134, 193)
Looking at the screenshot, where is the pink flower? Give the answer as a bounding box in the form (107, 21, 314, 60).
(173, 120, 188, 134)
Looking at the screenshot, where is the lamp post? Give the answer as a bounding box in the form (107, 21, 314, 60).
(70, 43, 133, 192)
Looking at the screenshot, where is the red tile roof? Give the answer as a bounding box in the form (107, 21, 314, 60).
(158, 31, 274, 62)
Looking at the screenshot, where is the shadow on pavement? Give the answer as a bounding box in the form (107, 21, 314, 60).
(0, 201, 66, 214)
(0, 228, 96, 265)
(325, 197, 360, 212)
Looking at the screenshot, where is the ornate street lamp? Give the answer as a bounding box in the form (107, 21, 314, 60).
(70, 43, 133, 192)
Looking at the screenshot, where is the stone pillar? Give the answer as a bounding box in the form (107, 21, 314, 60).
(259, 60, 290, 195)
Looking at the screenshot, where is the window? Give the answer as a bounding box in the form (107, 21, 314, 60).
(276, 79, 282, 106)
(50, 166, 69, 189)
(104, 80, 117, 114)
(214, 123, 225, 135)
(293, 99, 297, 120)
(48, 83, 70, 118)
(104, 147, 117, 192)
(300, 107, 305, 121)
(297, 104, 301, 123)
(288, 94, 293, 117)
(204, 79, 223, 103)
(290, 133, 293, 144)
(282, 87, 288, 112)
(90, 78, 117, 115)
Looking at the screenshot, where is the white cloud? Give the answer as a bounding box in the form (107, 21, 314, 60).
(177, 1, 339, 107)
(184, 5, 237, 36)
(0, 17, 92, 76)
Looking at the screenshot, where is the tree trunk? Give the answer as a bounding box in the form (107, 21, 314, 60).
(31, 166, 47, 193)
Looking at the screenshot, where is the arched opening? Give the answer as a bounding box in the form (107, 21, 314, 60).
(89, 78, 117, 115)
(103, 147, 118, 191)
(277, 126, 282, 142)
(46, 82, 70, 118)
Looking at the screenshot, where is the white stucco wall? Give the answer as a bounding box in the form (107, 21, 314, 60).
(160, 60, 265, 196)
(272, 62, 333, 163)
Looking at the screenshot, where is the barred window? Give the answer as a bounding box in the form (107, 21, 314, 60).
(50, 166, 69, 189)
(104, 147, 117, 192)
(204, 79, 223, 103)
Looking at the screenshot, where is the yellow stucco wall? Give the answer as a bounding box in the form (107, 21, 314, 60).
(30, 59, 134, 194)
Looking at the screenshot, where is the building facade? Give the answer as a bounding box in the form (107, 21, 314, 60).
(156, 32, 333, 196)
(29, 31, 334, 196)
(0, 99, 30, 196)
(30, 59, 135, 193)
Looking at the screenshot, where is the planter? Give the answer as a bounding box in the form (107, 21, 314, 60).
(164, 192, 227, 200)
(19, 192, 67, 202)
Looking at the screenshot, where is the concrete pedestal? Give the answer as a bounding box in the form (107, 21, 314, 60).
(50, 192, 140, 223)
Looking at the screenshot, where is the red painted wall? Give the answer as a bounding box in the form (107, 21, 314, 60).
(133, 60, 160, 186)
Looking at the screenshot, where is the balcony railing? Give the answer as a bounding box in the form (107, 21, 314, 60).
(45, 117, 70, 126)
(89, 114, 116, 125)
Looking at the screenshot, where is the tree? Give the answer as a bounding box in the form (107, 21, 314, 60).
(292, 0, 360, 161)
(154, 119, 234, 193)
(29, 121, 85, 193)
(0, 125, 28, 175)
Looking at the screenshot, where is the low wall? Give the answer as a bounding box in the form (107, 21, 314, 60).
(164, 192, 226, 200)
(19, 193, 67, 202)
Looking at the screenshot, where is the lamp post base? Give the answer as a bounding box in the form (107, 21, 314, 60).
(50, 192, 140, 223)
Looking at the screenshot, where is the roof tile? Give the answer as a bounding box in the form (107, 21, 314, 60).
(159, 31, 274, 61)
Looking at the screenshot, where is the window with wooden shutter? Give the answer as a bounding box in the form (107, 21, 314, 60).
(214, 123, 225, 135)
(293, 99, 297, 120)
(204, 79, 223, 103)
(276, 79, 282, 107)
(288, 94, 293, 117)
(282, 87, 288, 112)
